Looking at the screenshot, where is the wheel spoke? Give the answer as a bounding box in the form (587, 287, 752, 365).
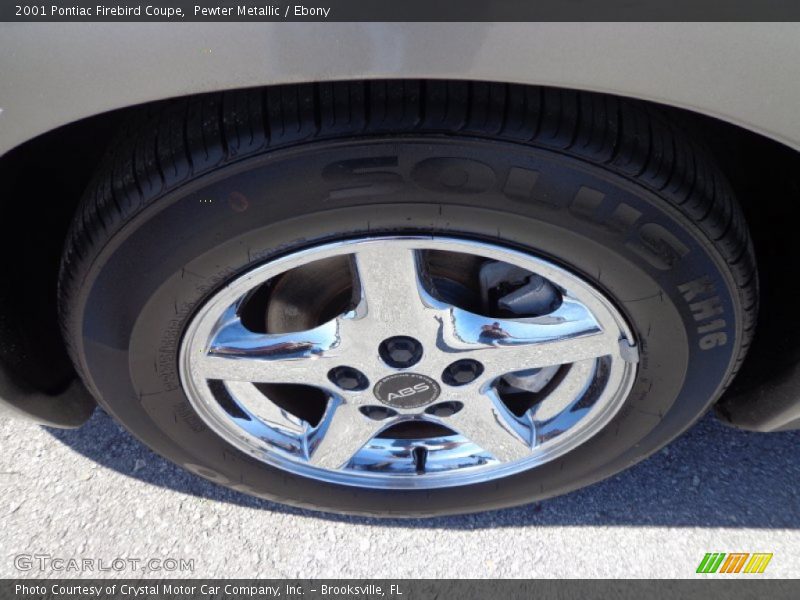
(196, 309, 341, 385)
(307, 400, 385, 469)
(445, 297, 618, 372)
(352, 245, 439, 336)
(443, 388, 535, 463)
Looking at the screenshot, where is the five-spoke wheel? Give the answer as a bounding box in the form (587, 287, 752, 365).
(180, 237, 638, 488)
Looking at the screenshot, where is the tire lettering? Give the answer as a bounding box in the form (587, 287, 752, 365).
(627, 223, 691, 271)
(320, 156, 693, 273)
(322, 157, 404, 200)
(689, 296, 725, 321)
(678, 276, 728, 349)
(567, 186, 689, 271)
(502, 167, 541, 201)
(569, 186, 605, 219)
(608, 203, 643, 233)
(411, 157, 495, 194)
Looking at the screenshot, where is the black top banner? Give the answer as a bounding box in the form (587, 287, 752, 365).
(4, 0, 800, 22)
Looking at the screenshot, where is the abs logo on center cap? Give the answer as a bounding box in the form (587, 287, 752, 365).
(373, 373, 441, 409)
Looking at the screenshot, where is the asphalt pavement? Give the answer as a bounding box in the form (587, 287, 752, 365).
(1, 406, 799, 578)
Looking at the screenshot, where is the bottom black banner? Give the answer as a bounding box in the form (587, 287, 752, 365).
(1, 580, 797, 600)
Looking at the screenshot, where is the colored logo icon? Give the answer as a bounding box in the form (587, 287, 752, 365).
(696, 553, 773, 574)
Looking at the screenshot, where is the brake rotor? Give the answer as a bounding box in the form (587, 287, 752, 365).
(266, 255, 356, 333)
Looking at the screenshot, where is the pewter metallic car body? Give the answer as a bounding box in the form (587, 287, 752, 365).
(3, 23, 800, 155)
(1, 21, 799, 430)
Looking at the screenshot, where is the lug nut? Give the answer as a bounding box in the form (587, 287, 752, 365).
(360, 406, 398, 421)
(379, 336, 423, 368)
(327, 366, 369, 391)
(425, 401, 464, 418)
(442, 359, 484, 386)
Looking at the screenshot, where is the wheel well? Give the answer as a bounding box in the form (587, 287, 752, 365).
(0, 82, 795, 397)
(0, 108, 127, 393)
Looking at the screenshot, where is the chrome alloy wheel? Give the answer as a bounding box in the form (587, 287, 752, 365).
(179, 237, 638, 489)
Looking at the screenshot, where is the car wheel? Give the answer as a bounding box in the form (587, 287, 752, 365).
(59, 81, 756, 516)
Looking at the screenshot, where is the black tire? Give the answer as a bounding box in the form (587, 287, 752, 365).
(59, 81, 757, 517)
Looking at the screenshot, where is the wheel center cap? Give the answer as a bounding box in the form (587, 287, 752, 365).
(373, 373, 441, 409)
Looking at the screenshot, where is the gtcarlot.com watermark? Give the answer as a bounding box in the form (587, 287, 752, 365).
(14, 554, 195, 574)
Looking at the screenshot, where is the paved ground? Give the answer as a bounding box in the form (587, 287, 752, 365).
(1, 407, 798, 579)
